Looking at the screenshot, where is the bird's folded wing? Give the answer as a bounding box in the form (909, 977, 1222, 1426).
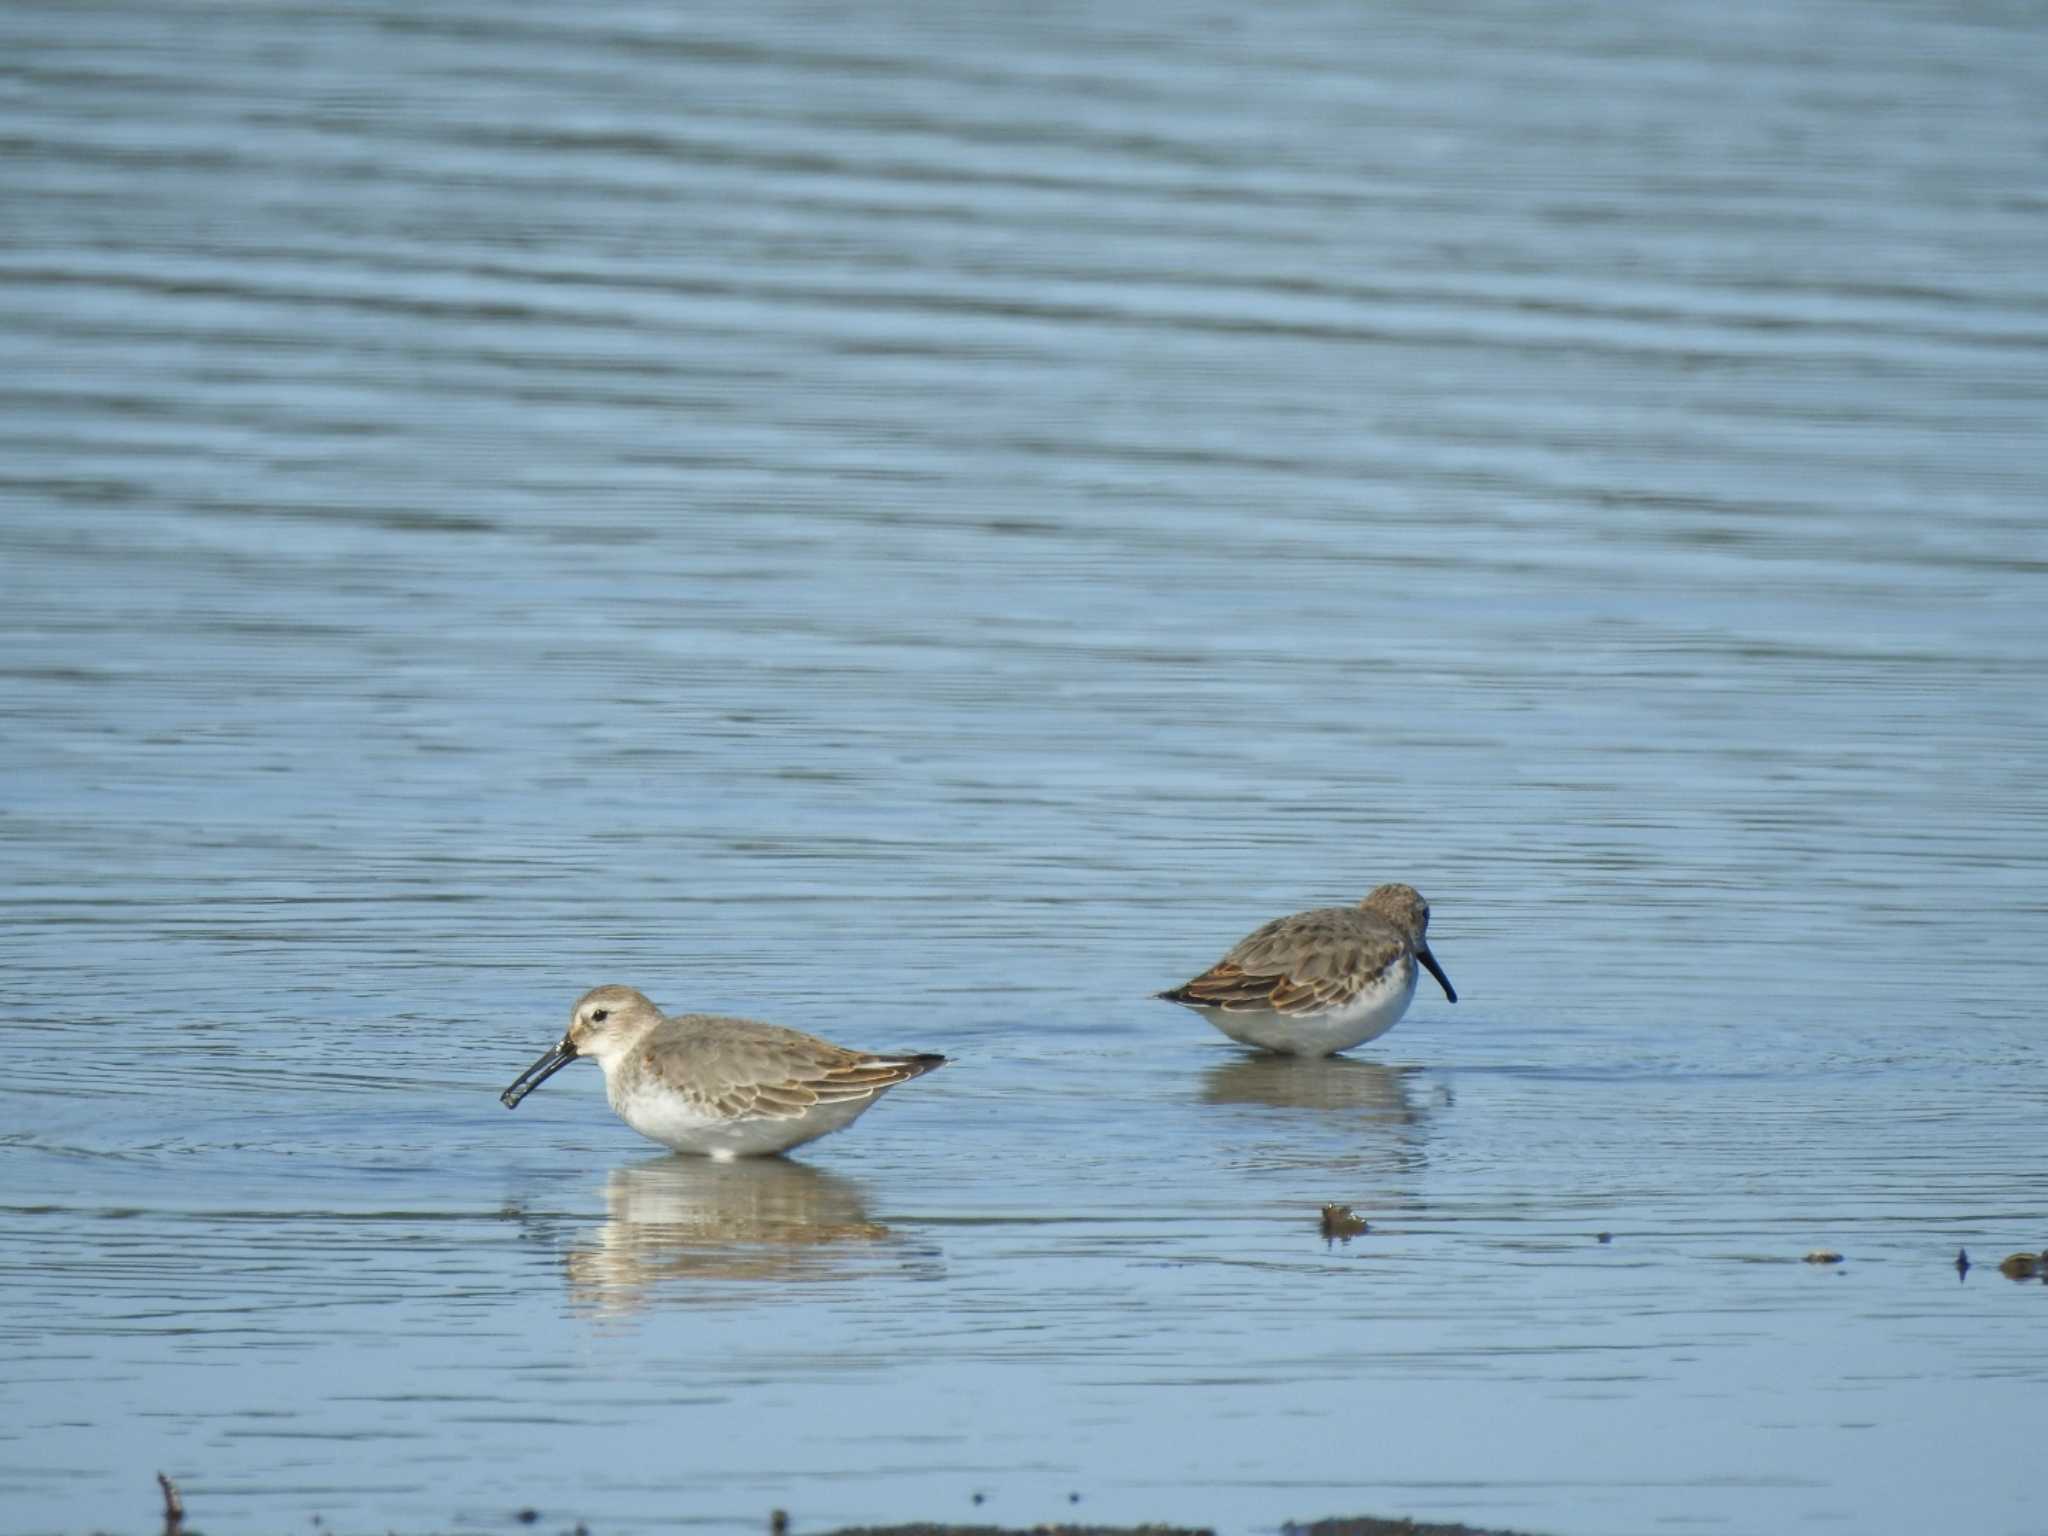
(1177, 915, 1401, 1017)
(671, 1031, 942, 1120)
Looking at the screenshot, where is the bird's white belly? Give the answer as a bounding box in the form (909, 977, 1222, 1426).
(1207, 961, 1419, 1056)
(611, 1080, 876, 1159)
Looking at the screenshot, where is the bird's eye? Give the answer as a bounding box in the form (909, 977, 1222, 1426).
(591, 1008, 610, 1024)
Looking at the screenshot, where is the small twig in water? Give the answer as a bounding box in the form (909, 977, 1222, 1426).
(157, 1472, 185, 1536)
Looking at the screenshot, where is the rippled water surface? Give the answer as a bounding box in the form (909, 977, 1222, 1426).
(4, 2, 2047, 1533)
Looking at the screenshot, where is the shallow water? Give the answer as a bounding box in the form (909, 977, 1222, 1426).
(3, 1, 2047, 1533)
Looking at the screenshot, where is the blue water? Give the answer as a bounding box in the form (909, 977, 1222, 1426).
(3, 1, 2047, 1533)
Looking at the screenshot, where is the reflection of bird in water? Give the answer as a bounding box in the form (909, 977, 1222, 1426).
(1200, 1056, 1420, 1120)
(565, 1157, 896, 1313)
(1200, 1057, 1432, 1181)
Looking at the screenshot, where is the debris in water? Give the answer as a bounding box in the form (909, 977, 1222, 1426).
(1320, 1204, 1369, 1241)
(1803, 1250, 1843, 1265)
(156, 1473, 184, 1536)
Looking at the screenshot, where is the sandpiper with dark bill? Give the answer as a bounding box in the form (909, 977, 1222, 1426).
(502, 985, 946, 1159)
(1158, 883, 1455, 1056)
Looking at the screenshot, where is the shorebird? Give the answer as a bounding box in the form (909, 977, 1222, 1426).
(1158, 883, 1455, 1056)
(501, 985, 946, 1158)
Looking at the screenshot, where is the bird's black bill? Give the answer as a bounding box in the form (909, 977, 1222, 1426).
(500, 1038, 578, 1109)
(1419, 946, 1457, 1004)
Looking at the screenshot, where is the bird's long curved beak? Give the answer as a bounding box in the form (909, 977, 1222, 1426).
(501, 1037, 578, 1109)
(1419, 944, 1456, 1004)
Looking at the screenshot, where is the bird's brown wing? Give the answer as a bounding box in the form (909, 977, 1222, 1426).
(650, 1017, 946, 1121)
(1161, 908, 1405, 1018)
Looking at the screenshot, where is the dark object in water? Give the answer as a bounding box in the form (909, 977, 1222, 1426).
(1596, 1232, 1613, 1244)
(1320, 1204, 1369, 1241)
(1282, 1517, 1544, 1536)
(156, 1473, 184, 1536)
(1956, 1248, 1971, 1279)
(1998, 1251, 2044, 1280)
(1803, 1250, 1843, 1265)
